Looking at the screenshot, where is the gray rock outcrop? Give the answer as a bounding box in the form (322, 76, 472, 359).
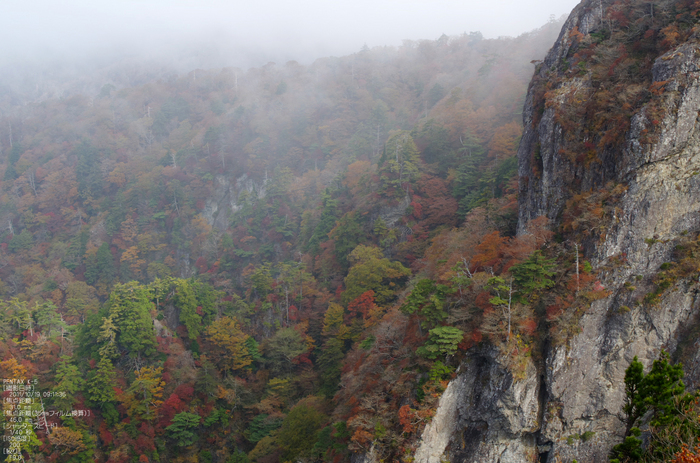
(415, 1, 700, 461)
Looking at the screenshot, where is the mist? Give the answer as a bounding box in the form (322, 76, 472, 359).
(0, 0, 580, 104)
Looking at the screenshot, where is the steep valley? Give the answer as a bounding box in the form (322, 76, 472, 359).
(5, 1, 700, 462)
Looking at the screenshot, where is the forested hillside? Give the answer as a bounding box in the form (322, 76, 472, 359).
(0, 20, 567, 463)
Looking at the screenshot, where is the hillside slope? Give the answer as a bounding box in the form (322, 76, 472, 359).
(0, 23, 572, 463)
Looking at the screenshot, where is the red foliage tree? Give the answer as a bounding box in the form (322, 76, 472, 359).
(347, 290, 376, 320)
(471, 231, 508, 273)
(398, 405, 416, 434)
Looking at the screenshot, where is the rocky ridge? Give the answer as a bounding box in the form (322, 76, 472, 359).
(415, 1, 700, 461)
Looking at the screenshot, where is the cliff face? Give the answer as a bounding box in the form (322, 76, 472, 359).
(517, 0, 609, 229)
(414, 348, 542, 462)
(202, 173, 269, 230)
(415, 1, 700, 461)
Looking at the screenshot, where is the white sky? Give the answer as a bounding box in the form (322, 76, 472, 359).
(2, 0, 581, 68)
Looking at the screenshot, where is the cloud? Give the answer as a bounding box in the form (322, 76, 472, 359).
(0, 0, 579, 104)
(3, 0, 579, 66)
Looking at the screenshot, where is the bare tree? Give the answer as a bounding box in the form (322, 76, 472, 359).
(26, 169, 37, 196)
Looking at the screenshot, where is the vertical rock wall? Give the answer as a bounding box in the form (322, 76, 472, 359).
(415, 0, 700, 461)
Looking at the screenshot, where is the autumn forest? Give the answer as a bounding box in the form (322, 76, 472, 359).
(0, 17, 588, 463)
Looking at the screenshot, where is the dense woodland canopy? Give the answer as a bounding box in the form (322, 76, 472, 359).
(3, 11, 680, 462)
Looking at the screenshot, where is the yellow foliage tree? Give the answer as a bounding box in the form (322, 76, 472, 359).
(121, 245, 145, 279)
(342, 245, 411, 305)
(204, 316, 252, 373)
(119, 366, 165, 421)
(0, 358, 28, 380)
(322, 303, 350, 340)
(106, 162, 128, 188)
(49, 426, 87, 456)
(115, 215, 138, 250)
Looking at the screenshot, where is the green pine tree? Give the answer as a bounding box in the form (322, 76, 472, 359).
(307, 189, 338, 255)
(86, 357, 116, 404)
(400, 279, 453, 329)
(174, 279, 201, 340)
(166, 412, 201, 447)
(104, 281, 157, 359)
(510, 250, 556, 301)
(610, 352, 696, 462)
